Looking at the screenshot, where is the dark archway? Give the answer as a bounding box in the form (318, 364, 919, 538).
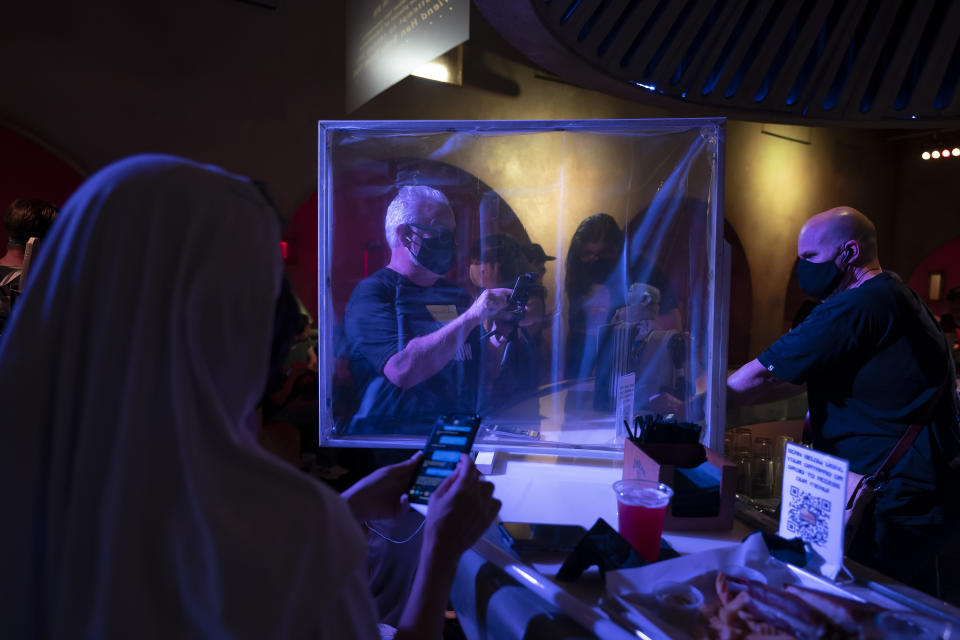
(724, 221, 752, 367)
(783, 259, 819, 334)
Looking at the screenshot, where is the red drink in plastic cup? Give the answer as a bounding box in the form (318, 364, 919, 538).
(613, 479, 674, 562)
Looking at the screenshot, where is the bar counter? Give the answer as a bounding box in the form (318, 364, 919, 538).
(443, 454, 960, 639)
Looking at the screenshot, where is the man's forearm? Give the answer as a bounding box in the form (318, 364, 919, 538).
(384, 312, 479, 389)
(726, 358, 804, 408)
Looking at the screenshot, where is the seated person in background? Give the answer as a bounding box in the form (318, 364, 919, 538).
(468, 232, 542, 411)
(565, 213, 624, 380)
(0, 198, 58, 333)
(261, 277, 320, 463)
(520, 242, 555, 283)
(0, 155, 500, 639)
(469, 232, 546, 329)
(344, 185, 512, 434)
(521, 242, 557, 382)
(564, 213, 679, 381)
(469, 232, 527, 292)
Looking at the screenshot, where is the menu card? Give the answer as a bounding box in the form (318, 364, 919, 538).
(778, 443, 849, 579)
(615, 373, 635, 443)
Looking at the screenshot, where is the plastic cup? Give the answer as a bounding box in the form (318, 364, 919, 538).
(612, 479, 674, 562)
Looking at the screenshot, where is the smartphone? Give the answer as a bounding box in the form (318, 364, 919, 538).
(509, 272, 537, 306)
(408, 414, 482, 505)
(507, 272, 537, 321)
(498, 522, 588, 553)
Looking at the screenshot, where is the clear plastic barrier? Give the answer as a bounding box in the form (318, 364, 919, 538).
(319, 119, 727, 456)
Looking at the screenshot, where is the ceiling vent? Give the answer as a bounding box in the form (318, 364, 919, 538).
(477, 0, 960, 125)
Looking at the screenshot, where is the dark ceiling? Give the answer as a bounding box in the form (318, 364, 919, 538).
(475, 0, 960, 127)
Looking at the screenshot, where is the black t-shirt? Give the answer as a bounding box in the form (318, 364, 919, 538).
(759, 273, 959, 525)
(343, 268, 480, 434)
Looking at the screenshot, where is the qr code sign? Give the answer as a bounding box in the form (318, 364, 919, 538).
(785, 486, 831, 546)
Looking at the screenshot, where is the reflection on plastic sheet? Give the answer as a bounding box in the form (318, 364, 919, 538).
(319, 120, 727, 455)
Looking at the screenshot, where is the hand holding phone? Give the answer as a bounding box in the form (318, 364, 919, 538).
(408, 414, 482, 505)
(505, 272, 538, 322)
(342, 451, 423, 523)
(422, 453, 501, 561)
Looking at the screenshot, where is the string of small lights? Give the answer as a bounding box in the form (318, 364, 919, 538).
(921, 147, 960, 159)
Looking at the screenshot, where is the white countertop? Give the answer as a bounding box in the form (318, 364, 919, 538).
(484, 453, 751, 554)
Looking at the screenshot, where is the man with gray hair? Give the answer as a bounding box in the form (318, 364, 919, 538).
(344, 185, 512, 434)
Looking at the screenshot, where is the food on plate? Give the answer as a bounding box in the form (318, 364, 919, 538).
(782, 583, 882, 634)
(707, 573, 881, 639)
(654, 582, 704, 609)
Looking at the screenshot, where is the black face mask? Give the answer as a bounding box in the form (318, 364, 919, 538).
(797, 250, 847, 300)
(408, 224, 456, 275)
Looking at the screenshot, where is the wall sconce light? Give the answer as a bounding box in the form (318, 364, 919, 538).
(929, 270, 944, 301)
(411, 45, 463, 86)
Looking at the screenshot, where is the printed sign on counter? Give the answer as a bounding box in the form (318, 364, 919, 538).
(615, 373, 635, 443)
(778, 443, 849, 579)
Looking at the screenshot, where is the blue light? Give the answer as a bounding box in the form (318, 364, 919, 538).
(425, 467, 455, 477)
(630, 81, 657, 92)
(681, 92, 687, 98)
(431, 450, 460, 462)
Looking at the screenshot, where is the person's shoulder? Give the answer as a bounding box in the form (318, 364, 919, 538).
(817, 273, 911, 329)
(431, 276, 466, 293)
(348, 268, 400, 302)
(822, 273, 893, 306)
(364, 268, 403, 287)
(856, 272, 912, 309)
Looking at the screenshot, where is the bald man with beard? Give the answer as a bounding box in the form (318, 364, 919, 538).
(728, 207, 960, 600)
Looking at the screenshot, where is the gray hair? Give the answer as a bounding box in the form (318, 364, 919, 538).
(384, 185, 451, 248)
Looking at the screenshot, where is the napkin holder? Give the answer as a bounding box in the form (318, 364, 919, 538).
(623, 439, 735, 531)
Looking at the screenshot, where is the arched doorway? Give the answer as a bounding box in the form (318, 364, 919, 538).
(783, 259, 823, 333)
(907, 236, 960, 317)
(724, 221, 752, 367)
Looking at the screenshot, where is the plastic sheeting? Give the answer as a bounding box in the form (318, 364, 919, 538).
(318, 119, 727, 456)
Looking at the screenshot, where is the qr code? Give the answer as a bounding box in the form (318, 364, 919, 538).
(785, 486, 831, 546)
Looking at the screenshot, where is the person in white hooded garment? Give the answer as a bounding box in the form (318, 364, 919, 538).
(0, 154, 500, 639)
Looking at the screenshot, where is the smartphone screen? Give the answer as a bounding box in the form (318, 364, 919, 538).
(498, 522, 588, 552)
(408, 414, 482, 505)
